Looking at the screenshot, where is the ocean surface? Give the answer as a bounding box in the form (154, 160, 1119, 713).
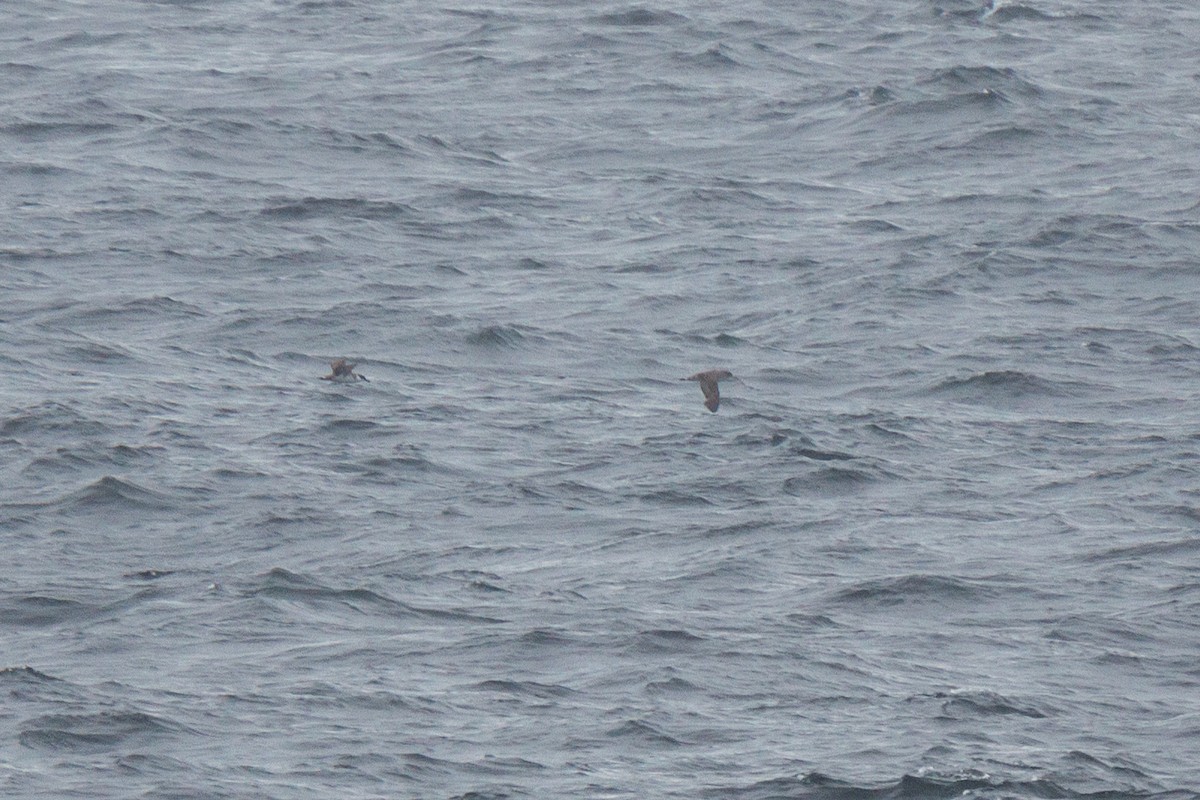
(3, 1, 1200, 797)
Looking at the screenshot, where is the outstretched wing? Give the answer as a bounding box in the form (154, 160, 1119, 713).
(699, 378, 720, 412)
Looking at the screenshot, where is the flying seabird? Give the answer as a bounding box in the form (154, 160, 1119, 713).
(322, 359, 368, 382)
(682, 369, 732, 412)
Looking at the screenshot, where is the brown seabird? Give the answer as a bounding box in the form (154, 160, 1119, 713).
(682, 369, 732, 412)
(321, 359, 368, 382)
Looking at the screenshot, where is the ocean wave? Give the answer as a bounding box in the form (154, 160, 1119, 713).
(702, 768, 1195, 799)
(725, 759, 1200, 799)
(465, 323, 529, 348)
(918, 64, 1043, 96)
(0, 665, 63, 685)
(625, 628, 705, 654)
(246, 568, 504, 624)
(830, 574, 992, 607)
(783, 461, 896, 495)
(259, 196, 415, 220)
(985, 3, 1104, 25)
(605, 718, 686, 747)
(59, 475, 176, 512)
(911, 688, 1051, 719)
(594, 8, 687, 27)
(0, 595, 98, 627)
(469, 679, 575, 698)
(0, 401, 108, 437)
(927, 370, 1076, 402)
(1082, 535, 1200, 564)
(19, 710, 184, 754)
(674, 43, 745, 69)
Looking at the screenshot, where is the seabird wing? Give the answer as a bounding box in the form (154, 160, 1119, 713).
(699, 378, 720, 412)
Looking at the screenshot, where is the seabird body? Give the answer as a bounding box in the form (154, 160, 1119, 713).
(322, 359, 368, 382)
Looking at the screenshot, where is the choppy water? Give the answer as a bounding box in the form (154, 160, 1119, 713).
(4, 1, 1200, 797)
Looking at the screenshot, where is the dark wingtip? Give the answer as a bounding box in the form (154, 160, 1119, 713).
(705, 398, 719, 412)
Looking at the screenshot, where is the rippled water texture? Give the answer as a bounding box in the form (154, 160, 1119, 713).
(3, 1, 1200, 798)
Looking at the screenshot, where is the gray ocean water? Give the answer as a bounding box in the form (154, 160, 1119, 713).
(4, 1, 1200, 797)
